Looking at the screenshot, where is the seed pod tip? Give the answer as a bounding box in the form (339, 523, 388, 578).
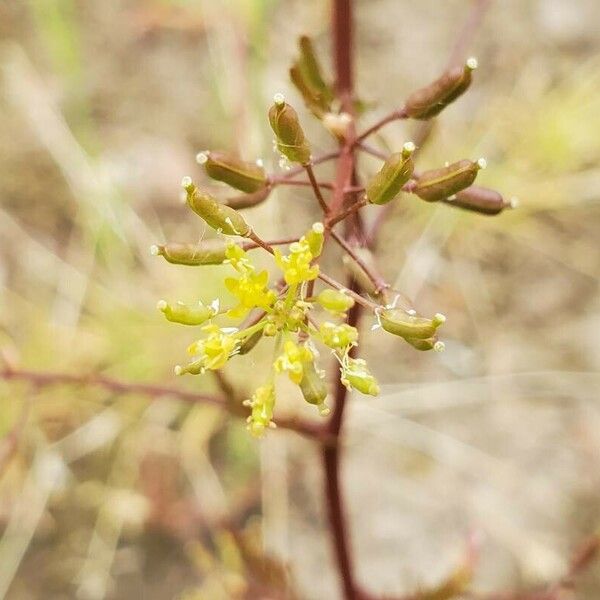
(273, 92, 286, 106)
(477, 158, 487, 170)
(150, 244, 160, 256)
(433, 341, 446, 352)
(466, 57, 478, 71)
(195, 152, 208, 165)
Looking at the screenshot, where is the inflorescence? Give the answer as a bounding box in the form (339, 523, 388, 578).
(153, 36, 513, 437)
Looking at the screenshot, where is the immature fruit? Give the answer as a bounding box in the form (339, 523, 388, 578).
(238, 329, 264, 355)
(404, 336, 445, 352)
(268, 95, 311, 165)
(380, 309, 446, 340)
(413, 159, 486, 203)
(197, 151, 267, 193)
(299, 361, 328, 406)
(157, 300, 216, 326)
(225, 187, 271, 210)
(445, 185, 510, 215)
(405, 58, 478, 120)
(151, 240, 228, 266)
(183, 178, 251, 237)
(366, 142, 415, 205)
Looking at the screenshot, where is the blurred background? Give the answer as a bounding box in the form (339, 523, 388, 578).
(1, 0, 600, 598)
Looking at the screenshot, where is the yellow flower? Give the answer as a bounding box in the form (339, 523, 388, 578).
(224, 242, 254, 273)
(178, 324, 239, 374)
(341, 357, 379, 396)
(224, 270, 276, 319)
(245, 383, 276, 437)
(274, 239, 319, 285)
(274, 340, 314, 384)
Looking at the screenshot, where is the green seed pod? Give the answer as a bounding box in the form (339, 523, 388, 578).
(289, 64, 328, 118)
(341, 358, 380, 396)
(299, 360, 328, 406)
(150, 240, 228, 266)
(405, 58, 478, 120)
(380, 308, 446, 340)
(238, 329, 263, 355)
(157, 299, 217, 326)
(196, 151, 267, 193)
(404, 336, 445, 352)
(183, 178, 251, 237)
(413, 158, 486, 203)
(306, 222, 324, 257)
(444, 185, 512, 215)
(268, 95, 311, 165)
(298, 36, 333, 104)
(315, 289, 355, 314)
(225, 187, 271, 210)
(366, 142, 416, 205)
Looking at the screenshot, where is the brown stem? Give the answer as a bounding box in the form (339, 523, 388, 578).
(305, 163, 331, 212)
(355, 107, 408, 143)
(0, 366, 321, 439)
(329, 229, 389, 294)
(326, 197, 367, 228)
(270, 177, 334, 190)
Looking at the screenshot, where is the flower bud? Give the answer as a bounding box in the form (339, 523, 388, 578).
(320, 322, 359, 350)
(305, 222, 324, 257)
(183, 178, 251, 237)
(405, 58, 478, 120)
(315, 289, 355, 314)
(413, 159, 485, 203)
(380, 308, 445, 340)
(299, 360, 328, 409)
(444, 185, 509, 215)
(151, 240, 228, 266)
(269, 95, 311, 165)
(157, 299, 217, 326)
(197, 151, 267, 193)
(322, 112, 353, 141)
(366, 142, 416, 205)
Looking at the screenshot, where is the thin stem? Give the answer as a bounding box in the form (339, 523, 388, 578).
(0, 366, 321, 439)
(317, 271, 377, 311)
(242, 237, 298, 251)
(327, 197, 367, 228)
(329, 229, 389, 294)
(355, 106, 408, 143)
(270, 177, 334, 190)
(305, 163, 330, 212)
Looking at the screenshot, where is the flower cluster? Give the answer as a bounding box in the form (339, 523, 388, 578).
(153, 34, 512, 437)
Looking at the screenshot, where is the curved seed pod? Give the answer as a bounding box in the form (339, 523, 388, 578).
(183, 178, 251, 237)
(414, 158, 486, 203)
(299, 361, 328, 407)
(238, 329, 264, 355)
(224, 187, 271, 210)
(151, 240, 228, 266)
(298, 36, 333, 104)
(404, 336, 445, 352)
(366, 142, 416, 205)
(380, 308, 446, 340)
(268, 95, 311, 165)
(197, 151, 267, 193)
(315, 289, 355, 314)
(444, 185, 511, 215)
(157, 299, 216, 326)
(405, 58, 478, 120)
